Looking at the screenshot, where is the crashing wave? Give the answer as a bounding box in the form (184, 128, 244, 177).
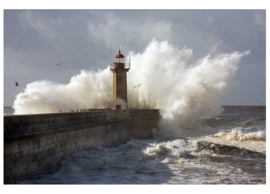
(13, 39, 249, 125)
(211, 128, 266, 141)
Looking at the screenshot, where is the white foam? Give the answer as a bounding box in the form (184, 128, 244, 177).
(143, 141, 186, 160)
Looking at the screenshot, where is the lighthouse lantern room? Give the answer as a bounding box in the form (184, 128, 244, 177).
(110, 48, 130, 107)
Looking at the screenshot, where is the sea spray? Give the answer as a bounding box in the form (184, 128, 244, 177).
(13, 39, 250, 125)
(13, 69, 113, 114)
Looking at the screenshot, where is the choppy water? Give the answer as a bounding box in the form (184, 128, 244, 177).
(15, 106, 266, 184)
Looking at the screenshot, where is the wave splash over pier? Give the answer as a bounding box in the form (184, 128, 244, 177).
(13, 39, 249, 124)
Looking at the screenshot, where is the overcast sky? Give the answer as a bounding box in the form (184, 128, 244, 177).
(4, 10, 265, 106)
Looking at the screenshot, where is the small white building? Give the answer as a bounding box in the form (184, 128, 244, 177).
(111, 98, 127, 110)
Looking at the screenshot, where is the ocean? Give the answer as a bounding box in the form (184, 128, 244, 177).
(5, 106, 266, 184)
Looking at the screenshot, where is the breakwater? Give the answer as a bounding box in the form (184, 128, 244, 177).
(4, 109, 160, 183)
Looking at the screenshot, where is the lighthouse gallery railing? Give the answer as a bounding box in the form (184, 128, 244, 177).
(110, 63, 130, 70)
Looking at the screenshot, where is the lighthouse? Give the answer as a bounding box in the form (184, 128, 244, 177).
(110, 48, 130, 109)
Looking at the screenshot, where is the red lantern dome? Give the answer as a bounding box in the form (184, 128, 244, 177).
(115, 50, 125, 58)
(110, 48, 130, 70)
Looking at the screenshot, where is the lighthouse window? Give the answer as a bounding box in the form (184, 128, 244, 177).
(115, 58, 124, 63)
(117, 76, 122, 82)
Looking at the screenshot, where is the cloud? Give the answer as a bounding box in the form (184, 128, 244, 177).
(88, 13, 172, 49)
(21, 11, 57, 39)
(254, 13, 265, 26)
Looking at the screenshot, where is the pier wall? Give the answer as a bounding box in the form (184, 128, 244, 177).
(4, 109, 160, 183)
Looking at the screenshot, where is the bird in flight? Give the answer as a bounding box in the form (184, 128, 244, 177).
(134, 84, 142, 88)
(56, 62, 63, 66)
(15, 81, 19, 86)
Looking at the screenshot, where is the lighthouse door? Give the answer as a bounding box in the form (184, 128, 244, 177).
(116, 105, 121, 110)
